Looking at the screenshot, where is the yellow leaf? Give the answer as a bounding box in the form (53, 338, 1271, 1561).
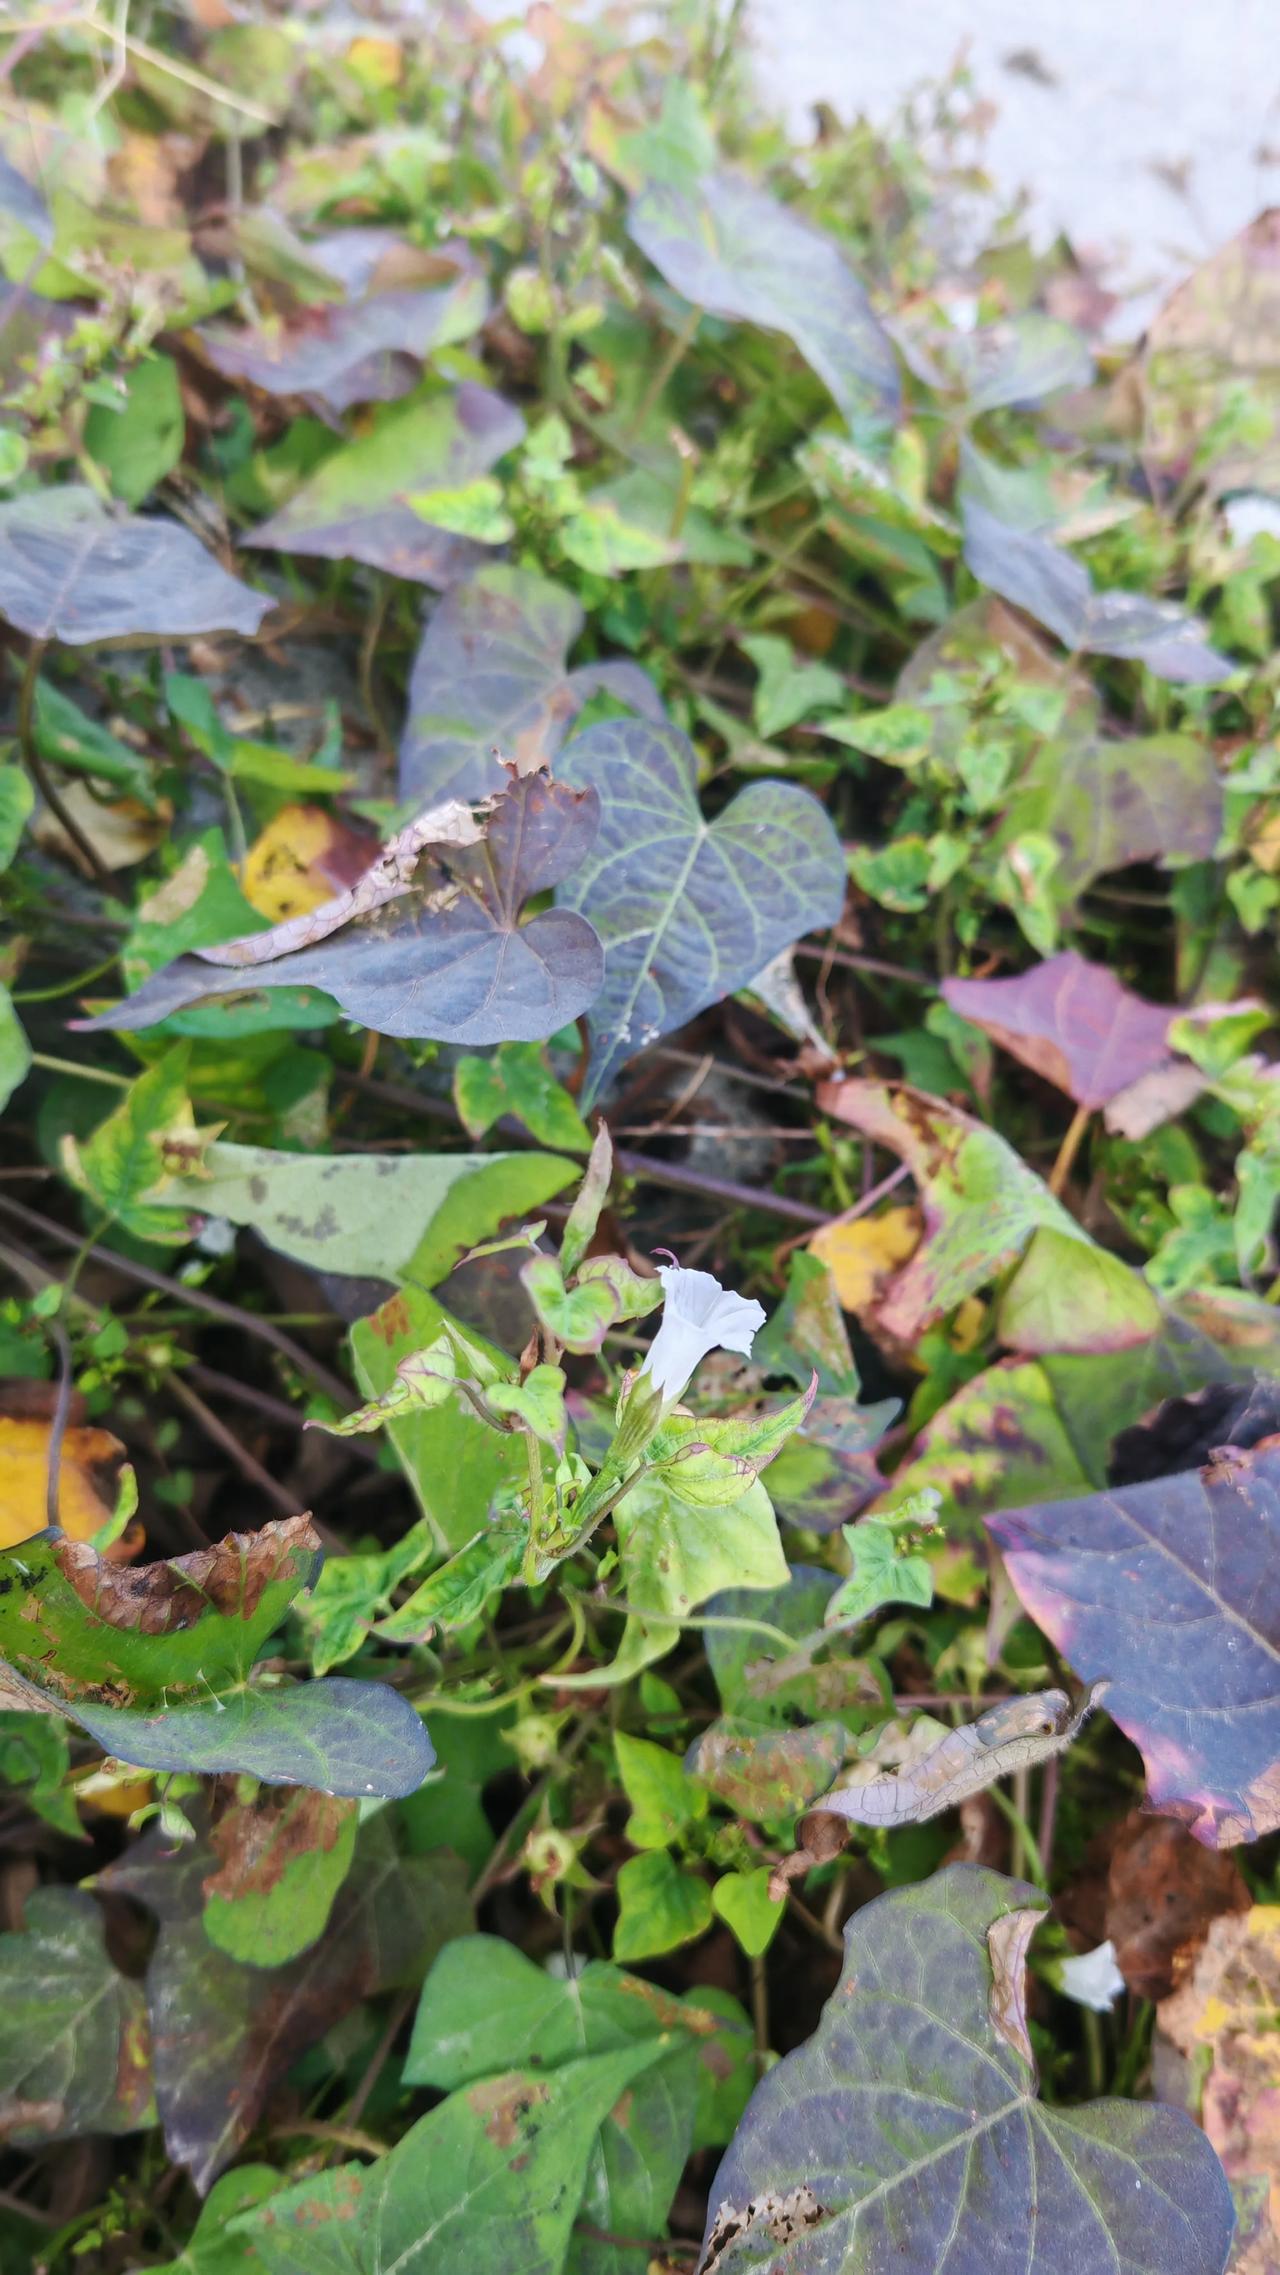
(345, 36, 402, 89)
(810, 1205, 920, 1314)
(241, 804, 348, 925)
(0, 1415, 125, 1545)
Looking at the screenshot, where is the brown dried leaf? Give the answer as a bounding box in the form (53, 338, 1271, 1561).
(1106, 1814, 1250, 2002)
(821, 1684, 1108, 1828)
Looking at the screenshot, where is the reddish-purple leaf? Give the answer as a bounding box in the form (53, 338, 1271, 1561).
(0, 487, 271, 645)
(988, 1439, 1280, 1848)
(943, 951, 1186, 1111)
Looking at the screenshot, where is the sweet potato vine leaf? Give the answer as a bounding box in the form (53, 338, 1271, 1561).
(0, 1886, 153, 2147)
(399, 562, 665, 804)
(201, 236, 488, 413)
(233, 2040, 677, 2275)
(628, 167, 899, 426)
(0, 487, 271, 644)
(813, 1080, 1084, 1339)
(0, 1518, 434, 1799)
(700, 1863, 1234, 2275)
(559, 717, 846, 1104)
(249, 381, 523, 584)
(943, 951, 1198, 1120)
(100, 1811, 470, 2191)
(988, 1437, 1280, 1848)
(995, 731, 1223, 900)
(79, 771, 605, 1046)
(964, 500, 1235, 683)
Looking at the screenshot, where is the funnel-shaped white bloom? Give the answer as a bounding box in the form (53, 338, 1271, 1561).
(640, 1265, 766, 1404)
(1056, 1940, 1125, 2012)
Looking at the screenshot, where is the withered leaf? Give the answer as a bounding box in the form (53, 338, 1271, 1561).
(77, 772, 605, 1045)
(819, 1684, 1107, 1828)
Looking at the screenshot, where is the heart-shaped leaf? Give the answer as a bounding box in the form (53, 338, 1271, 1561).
(988, 1438, 1280, 1847)
(996, 731, 1223, 898)
(700, 1864, 1234, 2275)
(628, 168, 898, 425)
(964, 501, 1234, 683)
(249, 382, 523, 583)
(558, 717, 845, 1103)
(406, 1934, 740, 2270)
(399, 563, 665, 803)
(100, 1811, 470, 2190)
(0, 487, 271, 644)
(78, 772, 605, 1046)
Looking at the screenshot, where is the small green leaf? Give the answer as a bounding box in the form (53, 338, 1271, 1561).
(84, 352, 185, 508)
(712, 1867, 785, 1957)
(61, 1045, 197, 1241)
(522, 1253, 620, 1350)
(375, 1523, 526, 1643)
(487, 1363, 568, 1453)
(454, 1040, 592, 1151)
(825, 1503, 937, 1628)
(614, 1850, 713, 1961)
(615, 1731, 708, 1849)
(647, 1382, 815, 1507)
(559, 1121, 614, 1279)
(740, 632, 845, 738)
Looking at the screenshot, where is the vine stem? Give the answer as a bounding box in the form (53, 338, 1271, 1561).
(1048, 1103, 1092, 1198)
(17, 641, 115, 890)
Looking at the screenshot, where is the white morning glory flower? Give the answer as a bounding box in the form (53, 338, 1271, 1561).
(1056, 1940, 1126, 2012)
(640, 1261, 767, 1405)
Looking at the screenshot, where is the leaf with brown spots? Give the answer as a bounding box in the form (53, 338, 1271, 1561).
(202, 1787, 359, 1967)
(1158, 1906, 1280, 2269)
(235, 2037, 674, 2275)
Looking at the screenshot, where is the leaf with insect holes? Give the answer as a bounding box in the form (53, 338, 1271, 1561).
(249, 383, 523, 584)
(989, 1438, 1280, 1848)
(100, 1811, 470, 2191)
(964, 501, 1235, 682)
(0, 1887, 153, 2147)
(399, 563, 664, 804)
(702, 1865, 1234, 2275)
(233, 2038, 675, 2275)
(819, 1683, 1108, 1828)
(78, 772, 605, 1047)
(558, 717, 846, 1105)
(0, 487, 271, 643)
(628, 167, 898, 425)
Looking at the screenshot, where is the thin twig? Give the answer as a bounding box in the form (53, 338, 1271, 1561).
(167, 1373, 301, 1519)
(0, 1196, 353, 1406)
(1048, 1103, 1092, 1198)
(16, 642, 114, 889)
(775, 1157, 912, 1262)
